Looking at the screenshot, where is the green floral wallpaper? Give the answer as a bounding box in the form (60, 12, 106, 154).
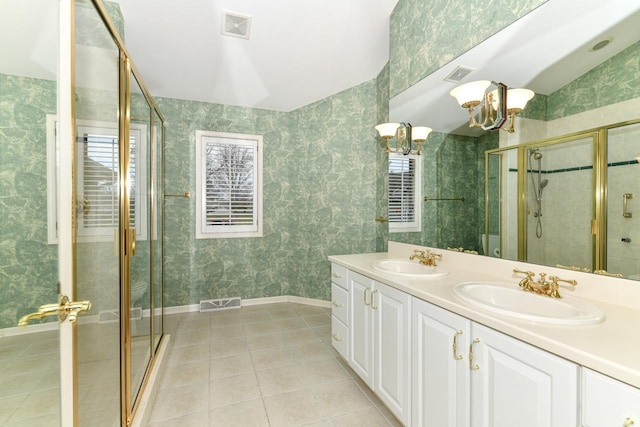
(547, 40, 640, 120)
(0, 75, 58, 328)
(3, 0, 640, 328)
(158, 80, 379, 305)
(390, 130, 498, 252)
(389, 0, 547, 98)
(375, 63, 391, 252)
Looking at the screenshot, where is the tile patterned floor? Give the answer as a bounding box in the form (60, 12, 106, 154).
(148, 302, 402, 427)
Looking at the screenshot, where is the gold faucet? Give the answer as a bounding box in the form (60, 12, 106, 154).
(513, 268, 577, 298)
(410, 249, 442, 267)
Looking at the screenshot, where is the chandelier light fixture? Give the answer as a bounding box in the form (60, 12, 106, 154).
(374, 122, 432, 155)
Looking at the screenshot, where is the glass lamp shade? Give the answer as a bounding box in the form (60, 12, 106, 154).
(411, 126, 433, 141)
(375, 122, 401, 138)
(507, 88, 535, 111)
(450, 80, 491, 107)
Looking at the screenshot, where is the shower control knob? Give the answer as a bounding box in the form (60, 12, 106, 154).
(622, 237, 632, 243)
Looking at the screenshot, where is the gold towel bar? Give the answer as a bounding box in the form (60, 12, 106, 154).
(164, 192, 191, 198)
(424, 196, 465, 202)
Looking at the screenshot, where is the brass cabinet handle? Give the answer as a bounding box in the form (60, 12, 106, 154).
(371, 289, 379, 310)
(625, 418, 635, 427)
(453, 330, 464, 360)
(364, 288, 370, 306)
(18, 294, 91, 326)
(331, 300, 343, 308)
(469, 338, 480, 370)
(332, 333, 344, 342)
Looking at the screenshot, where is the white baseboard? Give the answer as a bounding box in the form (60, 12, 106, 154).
(0, 296, 330, 337)
(165, 295, 330, 315)
(0, 321, 58, 338)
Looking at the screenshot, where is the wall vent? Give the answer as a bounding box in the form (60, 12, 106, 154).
(200, 297, 242, 312)
(444, 66, 475, 83)
(221, 12, 252, 40)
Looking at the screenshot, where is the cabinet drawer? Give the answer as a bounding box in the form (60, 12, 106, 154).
(331, 283, 349, 324)
(582, 368, 640, 427)
(331, 316, 348, 359)
(331, 263, 348, 289)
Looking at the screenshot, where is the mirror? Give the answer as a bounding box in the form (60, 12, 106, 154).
(387, 0, 640, 279)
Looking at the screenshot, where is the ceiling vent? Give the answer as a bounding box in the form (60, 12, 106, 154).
(222, 11, 252, 40)
(444, 66, 475, 83)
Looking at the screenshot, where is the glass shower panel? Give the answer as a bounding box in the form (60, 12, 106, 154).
(74, 1, 121, 425)
(606, 122, 640, 279)
(525, 137, 594, 269)
(129, 72, 152, 407)
(152, 108, 164, 351)
(0, 1, 61, 425)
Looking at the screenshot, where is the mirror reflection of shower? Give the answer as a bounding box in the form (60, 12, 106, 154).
(528, 149, 548, 238)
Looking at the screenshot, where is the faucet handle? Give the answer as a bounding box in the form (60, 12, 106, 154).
(549, 276, 578, 287)
(513, 268, 535, 278)
(547, 276, 578, 298)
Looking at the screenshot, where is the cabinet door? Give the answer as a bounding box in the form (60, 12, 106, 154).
(470, 324, 578, 427)
(412, 298, 471, 427)
(373, 282, 412, 426)
(348, 271, 375, 387)
(582, 368, 640, 427)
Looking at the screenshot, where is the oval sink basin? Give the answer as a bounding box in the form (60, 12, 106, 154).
(452, 282, 605, 325)
(372, 259, 449, 278)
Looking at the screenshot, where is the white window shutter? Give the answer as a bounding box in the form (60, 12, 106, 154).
(389, 154, 421, 232)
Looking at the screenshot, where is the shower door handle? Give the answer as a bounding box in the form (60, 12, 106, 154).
(18, 294, 91, 326)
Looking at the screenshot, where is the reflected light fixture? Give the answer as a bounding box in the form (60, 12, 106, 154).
(450, 80, 533, 133)
(502, 88, 535, 133)
(449, 80, 494, 128)
(375, 122, 432, 155)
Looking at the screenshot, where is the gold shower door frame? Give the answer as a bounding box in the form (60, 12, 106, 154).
(58, 1, 165, 425)
(485, 118, 640, 272)
(515, 131, 601, 269)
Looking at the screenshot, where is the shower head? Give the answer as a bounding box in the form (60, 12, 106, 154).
(532, 151, 543, 160)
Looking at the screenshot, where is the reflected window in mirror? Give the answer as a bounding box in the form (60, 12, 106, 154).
(389, 153, 421, 232)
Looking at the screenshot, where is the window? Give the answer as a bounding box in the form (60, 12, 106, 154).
(388, 153, 421, 232)
(195, 130, 263, 239)
(47, 115, 147, 243)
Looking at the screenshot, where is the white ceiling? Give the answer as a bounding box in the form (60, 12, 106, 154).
(2, 0, 639, 123)
(113, 0, 400, 111)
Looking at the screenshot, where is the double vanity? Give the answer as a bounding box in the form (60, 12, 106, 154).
(329, 242, 640, 427)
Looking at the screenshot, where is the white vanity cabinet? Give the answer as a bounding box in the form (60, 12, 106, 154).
(412, 298, 578, 427)
(412, 298, 471, 427)
(349, 270, 412, 426)
(470, 323, 578, 427)
(582, 368, 640, 427)
(330, 263, 349, 359)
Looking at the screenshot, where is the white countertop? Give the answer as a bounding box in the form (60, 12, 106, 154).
(328, 242, 640, 389)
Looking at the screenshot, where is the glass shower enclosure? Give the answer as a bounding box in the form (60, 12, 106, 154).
(0, 0, 165, 425)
